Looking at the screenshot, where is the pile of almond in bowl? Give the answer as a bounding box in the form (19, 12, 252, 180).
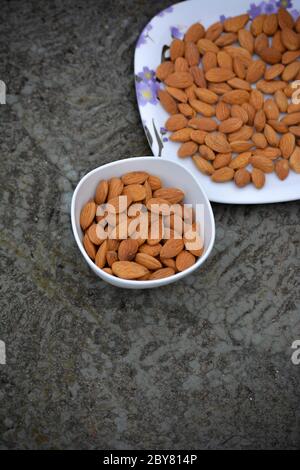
(80, 171, 203, 281)
(156, 7, 300, 188)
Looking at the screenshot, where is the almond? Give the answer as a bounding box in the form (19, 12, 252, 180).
(165, 114, 188, 131)
(275, 159, 289, 180)
(153, 188, 184, 204)
(246, 60, 266, 83)
(156, 61, 174, 81)
(267, 120, 288, 134)
(178, 103, 195, 117)
(263, 13, 278, 36)
(83, 232, 97, 260)
(215, 32, 238, 47)
(107, 195, 132, 214)
(282, 61, 300, 81)
(282, 50, 300, 64)
(149, 267, 175, 280)
(252, 133, 268, 149)
(135, 252, 162, 270)
(264, 99, 280, 120)
(219, 117, 243, 134)
(164, 72, 194, 88)
(278, 8, 294, 30)
(87, 223, 106, 245)
(228, 125, 253, 142)
(281, 112, 300, 126)
(227, 78, 251, 91)
(205, 132, 231, 153)
(122, 172, 148, 185)
(264, 123, 279, 147)
(202, 51, 217, 71)
(272, 30, 285, 53)
(174, 57, 189, 72)
(178, 141, 198, 157)
(199, 144, 215, 161)
(230, 141, 254, 152)
(102, 267, 113, 275)
(106, 250, 118, 267)
(260, 47, 282, 64)
(165, 86, 188, 103)
(251, 168, 266, 189)
(217, 50, 233, 70)
(290, 127, 300, 137)
(95, 180, 108, 205)
(139, 243, 162, 257)
(95, 239, 108, 268)
(147, 175, 162, 191)
(194, 88, 218, 104)
(238, 29, 254, 54)
(264, 64, 285, 80)
(250, 155, 274, 173)
(229, 152, 251, 169)
(281, 28, 299, 51)
(211, 167, 234, 182)
(80, 201, 96, 230)
(112, 261, 149, 279)
(249, 89, 264, 110)
(170, 38, 185, 61)
(253, 147, 281, 159)
(189, 99, 215, 116)
(205, 21, 223, 41)
(176, 251, 196, 271)
(233, 57, 247, 79)
(197, 38, 219, 54)
(160, 257, 176, 269)
(157, 89, 178, 114)
(170, 128, 192, 142)
(221, 90, 250, 104)
(160, 238, 184, 258)
(185, 23, 205, 43)
(205, 67, 235, 82)
(216, 101, 231, 121)
(118, 239, 139, 261)
(146, 198, 170, 216)
(190, 66, 206, 88)
(192, 155, 214, 175)
(190, 129, 208, 144)
(224, 46, 253, 65)
(234, 168, 251, 187)
(251, 14, 266, 37)
(213, 153, 232, 169)
(122, 184, 146, 202)
(289, 146, 300, 173)
(185, 41, 200, 66)
(224, 14, 249, 32)
(254, 109, 266, 132)
(208, 82, 232, 95)
(274, 90, 288, 112)
(188, 117, 218, 131)
(256, 80, 286, 94)
(280, 133, 295, 159)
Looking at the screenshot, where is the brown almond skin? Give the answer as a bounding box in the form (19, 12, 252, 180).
(234, 168, 251, 187)
(213, 153, 232, 169)
(83, 232, 97, 260)
(250, 155, 274, 173)
(156, 61, 174, 81)
(135, 253, 162, 270)
(80, 201, 96, 231)
(95, 180, 108, 205)
(211, 167, 234, 182)
(118, 239, 139, 261)
(178, 141, 198, 157)
(170, 38, 185, 61)
(280, 133, 295, 159)
(112, 261, 149, 280)
(149, 268, 175, 280)
(176, 251, 196, 271)
(184, 23, 205, 43)
(229, 152, 251, 169)
(275, 159, 289, 181)
(157, 89, 178, 115)
(251, 168, 265, 189)
(165, 114, 188, 132)
(160, 239, 184, 259)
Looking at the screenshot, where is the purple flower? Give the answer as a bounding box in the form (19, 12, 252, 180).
(248, 3, 263, 18)
(290, 8, 299, 19)
(137, 33, 147, 48)
(160, 127, 167, 135)
(262, 0, 277, 14)
(220, 15, 229, 23)
(276, 0, 293, 8)
(157, 6, 174, 17)
(136, 80, 158, 106)
(163, 137, 168, 142)
(138, 66, 155, 83)
(170, 26, 183, 39)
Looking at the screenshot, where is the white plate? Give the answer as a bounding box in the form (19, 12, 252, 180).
(134, 0, 300, 204)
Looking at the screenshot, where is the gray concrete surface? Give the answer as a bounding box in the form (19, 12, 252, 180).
(0, 0, 300, 450)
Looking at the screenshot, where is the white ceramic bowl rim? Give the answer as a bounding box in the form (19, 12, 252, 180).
(71, 157, 216, 288)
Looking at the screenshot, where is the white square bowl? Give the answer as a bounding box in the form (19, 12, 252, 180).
(71, 157, 215, 289)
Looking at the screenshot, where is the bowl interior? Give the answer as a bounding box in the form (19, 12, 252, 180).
(72, 157, 215, 288)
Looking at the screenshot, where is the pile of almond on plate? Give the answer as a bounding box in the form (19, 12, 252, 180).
(156, 7, 300, 188)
